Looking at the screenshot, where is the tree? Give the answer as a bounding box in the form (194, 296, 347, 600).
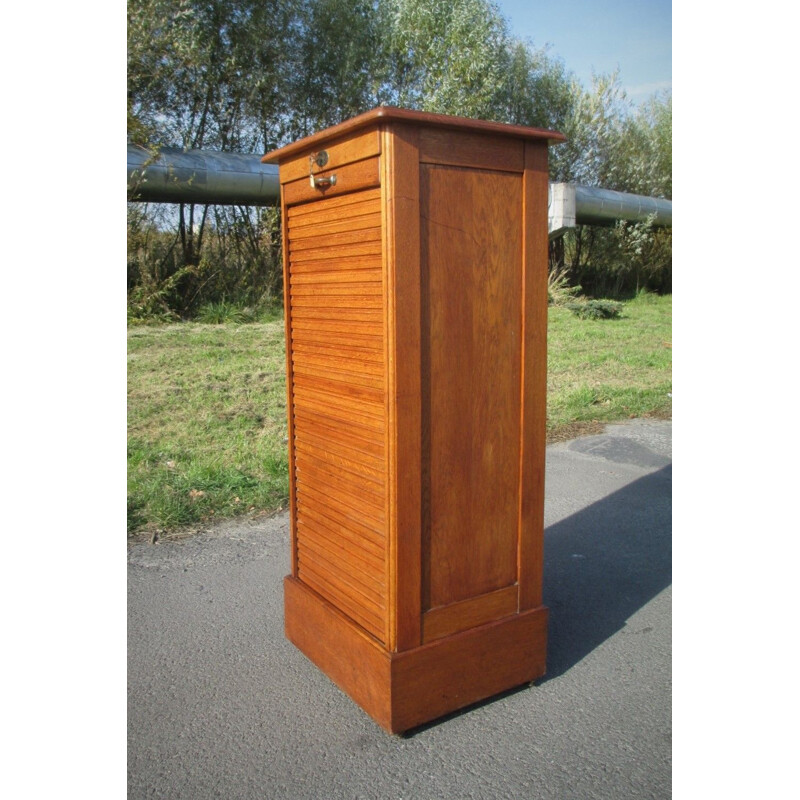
(128, 0, 672, 314)
(128, 0, 300, 309)
(498, 38, 575, 132)
(550, 74, 672, 295)
(383, 0, 512, 119)
(289, 0, 391, 137)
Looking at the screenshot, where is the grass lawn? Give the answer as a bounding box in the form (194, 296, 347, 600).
(127, 293, 671, 536)
(127, 316, 290, 535)
(546, 292, 672, 440)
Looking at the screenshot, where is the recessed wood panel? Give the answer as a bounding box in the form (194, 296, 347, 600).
(421, 164, 523, 612)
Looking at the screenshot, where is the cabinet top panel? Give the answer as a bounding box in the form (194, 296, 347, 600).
(262, 106, 565, 165)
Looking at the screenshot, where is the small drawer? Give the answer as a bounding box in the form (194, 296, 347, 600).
(278, 128, 381, 185)
(282, 156, 380, 207)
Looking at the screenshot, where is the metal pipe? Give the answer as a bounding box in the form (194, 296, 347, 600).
(549, 182, 671, 237)
(127, 147, 673, 236)
(127, 144, 280, 206)
(575, 184, 671, 226)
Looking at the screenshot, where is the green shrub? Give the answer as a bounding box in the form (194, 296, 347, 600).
(194, 302, 255, 324)
(565, 299, 624, 320)
(192, 300, 283, 325)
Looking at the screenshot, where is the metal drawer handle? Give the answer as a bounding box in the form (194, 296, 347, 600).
(310, 173, 337, 190)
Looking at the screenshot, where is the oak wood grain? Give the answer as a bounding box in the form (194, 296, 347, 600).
(390, 604, 548, 732)
(422, 584, 519, 643)
(421, 164, 523, 611)
(284, 576, 393, 729)
(262, 105, 564, 165)
(288, 186, 382, 220)
(382, 122, 423, 652)
(275, 110, 557, 732)
(286, 187, 388, 644)
(419, 128, 524, 173)
(517, 142, 549, 611)
(278, 128, 381, 184)
(284, 574, 547, 734)
(283, 157, 380, 206)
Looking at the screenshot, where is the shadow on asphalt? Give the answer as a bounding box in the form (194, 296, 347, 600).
(541, 464, 672, 681)
(402, 463, 671, 734)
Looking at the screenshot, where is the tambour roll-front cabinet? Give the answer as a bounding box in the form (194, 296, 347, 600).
(262, 107, 565, 733)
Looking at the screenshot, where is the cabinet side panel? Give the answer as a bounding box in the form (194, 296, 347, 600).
(421, 165, 523, 611)
(286, 187, 388, 644)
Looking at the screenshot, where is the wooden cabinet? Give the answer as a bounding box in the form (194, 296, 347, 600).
(263, 107, 565, 733)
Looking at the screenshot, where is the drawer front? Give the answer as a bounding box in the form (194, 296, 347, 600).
(278, 128, 381, 185)
(282, 156, 380, 207)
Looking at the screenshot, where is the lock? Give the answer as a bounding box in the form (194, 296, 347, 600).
(309, 151, 336, 190)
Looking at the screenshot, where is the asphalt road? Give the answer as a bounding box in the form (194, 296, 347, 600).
(128, 419, 671, 799)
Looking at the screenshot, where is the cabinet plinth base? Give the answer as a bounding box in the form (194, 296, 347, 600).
(284, 575, 548, 733)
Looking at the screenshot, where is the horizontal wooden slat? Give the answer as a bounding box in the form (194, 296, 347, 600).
(294, 437, 384, 484)
(290, 295, 383, 310)
(296, 506, 385, 556)
(290, 281, 382, 297)
(288, 226, 381, 253)
(292, 374, 384, 407)
(288, 186, 381, 220)
(290, 240, 382, 264)
(295, 480, 385, 534)
(295, 485, 384, 530)
(294, 438, 384, 483)
(292, 331, 383, 350)
(288, 211, 382, 240)
(292, 352, 384, 380)
(292, 354, 383, 381)
(289, 306, 382, 323)
(289, 266, 382, 282)
(297, 550, 385, 614)
(297, 532, 384, 596)
(292, 359, 383, 389)
(296, 530, 385, 599)
(289, 201, 380, 231)
(293, 408, 385, 454)
(297, 561, 385, 640)
(292, 342, 384, 366)
(290, 317, 382, 336)
(296, 535, 383, 602)
(293, 395, 383, 424)
(296, 485, 385, 541)
(294, 457, 385, 505)
(292, 390, 384, 427)
(422, 585, 519, 643)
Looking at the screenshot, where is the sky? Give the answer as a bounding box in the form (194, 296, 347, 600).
(494, 0, 672, 102)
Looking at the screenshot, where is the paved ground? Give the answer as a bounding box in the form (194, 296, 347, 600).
(128, 419, 671, 799)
